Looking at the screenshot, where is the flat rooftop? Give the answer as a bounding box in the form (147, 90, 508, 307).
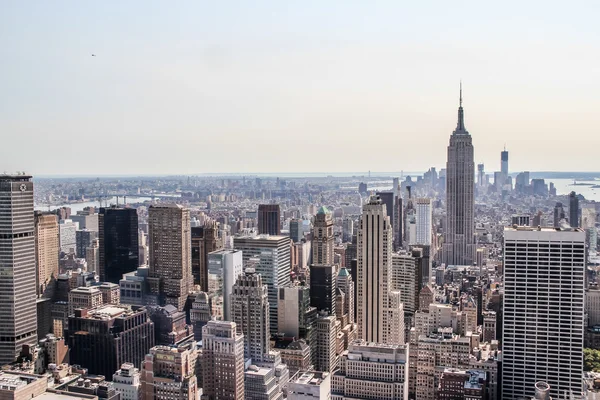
(505, 225, 583, 233)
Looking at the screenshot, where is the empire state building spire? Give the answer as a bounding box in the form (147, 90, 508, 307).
(454, 82, 468, 134)
(443, 84, 475, 266)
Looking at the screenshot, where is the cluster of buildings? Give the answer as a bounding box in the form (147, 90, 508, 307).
(0, 90, 596, 400)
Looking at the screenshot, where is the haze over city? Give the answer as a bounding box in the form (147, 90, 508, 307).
(2, 1, 600, 175)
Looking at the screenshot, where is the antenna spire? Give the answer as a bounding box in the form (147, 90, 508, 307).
(459, 80, 462, 107)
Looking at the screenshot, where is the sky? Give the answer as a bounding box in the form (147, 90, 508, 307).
(1, 1, 599, 176)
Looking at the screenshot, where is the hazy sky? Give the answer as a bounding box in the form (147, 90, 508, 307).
(2, 1, 599, 176)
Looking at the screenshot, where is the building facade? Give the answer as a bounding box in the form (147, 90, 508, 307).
(502, 226, 585, 399)
(0, 175, 38, 364)
(98, 207, 139, 284)
(357, 195, 403, 344)
(233, 235, 291, 334)
(230, 268, 271, 363)
(201, 320, 245, 400)
(443, 88, 475, 266)
(147, 204, 192, 310)
(258, 204, 281, 236)
(34, 211, 59, 299)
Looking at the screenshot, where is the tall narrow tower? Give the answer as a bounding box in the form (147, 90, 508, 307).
(357, 195, 403, 344)
(443, 84, 475, 266)
(230, 268, 270, 363)
(0, 175, 37, 364)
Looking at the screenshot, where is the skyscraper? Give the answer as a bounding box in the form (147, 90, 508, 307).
(477, 163, 485, 187)
(415, 198, 432, 246)
(502, 226, 585, 399)
(501, 147, 509, 177)
(443, 85, 475, 266)
(357, 195, 404, 344)
(34, 211, 59, 299)
(258, 204, 281, 235)
(191, 221, 222, 291)
(310, 206, 336, 315)
(312, 206, 334, 265)
(570, 191, 580, 228)
(376, 191, 395, 231)
(233, 235, 291, 334)
(309, 264, 336, 315)
(207, 249, 243, 321)
(147, 204, 192, 310)
(0, 175, 37, 364)
(290, 218, 302, 243)
(66, 305, 155, 379)
(230, 268, 270, 363)
(201, 320, 245, 400)
(98, 207, 139, 283)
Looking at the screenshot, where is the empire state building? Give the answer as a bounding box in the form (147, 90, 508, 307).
(442, 86, 475, 266)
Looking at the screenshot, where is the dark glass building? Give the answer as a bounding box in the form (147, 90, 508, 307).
(66, 305, 154, 379)
(570, 191, 580, 228)
(258, 204, 281, 235)
(309, 264, 336, 315)
(98, 207, 139, 283)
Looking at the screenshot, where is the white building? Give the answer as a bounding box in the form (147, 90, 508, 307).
(233, 235, 291, 334)
(207, 249, 243, 321)
(288, 371, 331, 400)
(502, 226, 585, 400)
(332, 340, 409, 400)
(112, 363, 141, 400)
(415, 198, 432, 246)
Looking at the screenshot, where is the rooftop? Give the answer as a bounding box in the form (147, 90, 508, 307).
(293, 371, 328, 386)
(505, 225, 583, 233)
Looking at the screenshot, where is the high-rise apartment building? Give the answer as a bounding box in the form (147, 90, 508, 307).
(233, 235, 291, 334)
(34, 211, 59, 299)
(502, 226, 585, 400)
(66, 305, 155, 379)
(0, 175, 37, 364)
(98, 207, 139, 284)
(201, 320, 245, 400)
(207, 249, 243, 321)
(443, 87, 475, 266)
(312, 206, 334, 265)
(147, 204, 192, 310)
(391, 252, 417, 316)
(191, 221, 222, 290)
(59, 219, 78, 254)
(231, 268, 270, 363)
(141, 343, 198, 400)
(415, 198, 432, 246)
(570, 191, 580, 228)
(258, 204, 281, 235)
(357, 195, 404, 344)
